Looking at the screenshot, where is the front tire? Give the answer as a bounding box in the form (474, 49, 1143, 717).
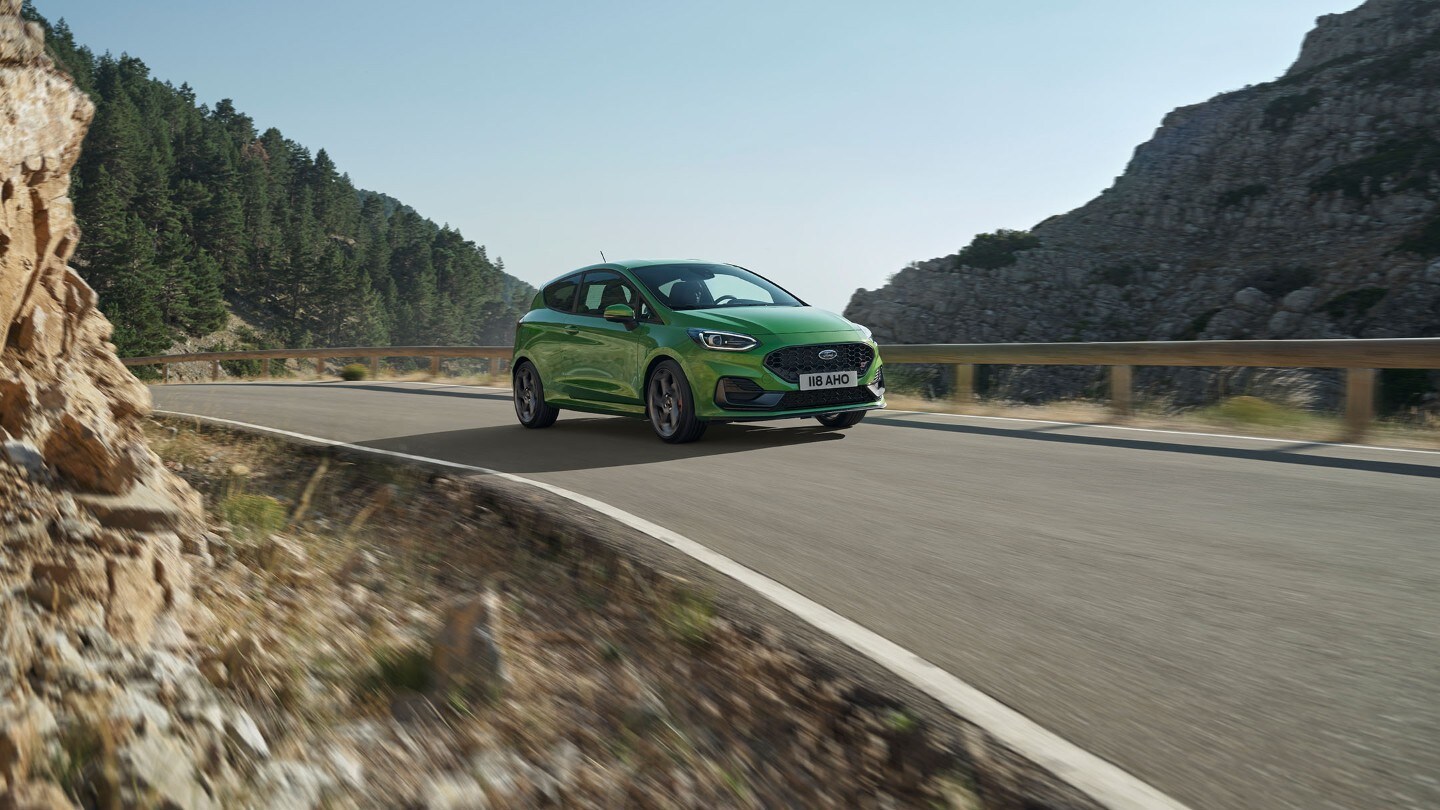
(647, 360, 707, 443)
(513, 361, 559, 429)
(815, 410, 866, 429)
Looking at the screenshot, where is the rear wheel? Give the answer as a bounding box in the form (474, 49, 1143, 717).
(513, 361, 559, 429)
(647, 360, 707, 443)
(815, 410, 866, 429)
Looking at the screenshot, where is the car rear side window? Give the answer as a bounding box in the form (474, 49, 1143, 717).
(542, 275, 580, 312)
(577, 271, 633, 316)
(575, 271, 657, 321)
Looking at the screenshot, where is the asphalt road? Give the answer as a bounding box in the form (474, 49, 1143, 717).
(152, 381, 1440, 810)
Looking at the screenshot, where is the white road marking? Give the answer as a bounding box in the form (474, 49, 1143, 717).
(156, 407, 1191, 810)
(880, 409, 1440, 456)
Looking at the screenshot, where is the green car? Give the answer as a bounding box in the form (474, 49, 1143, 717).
(512, 259, 885, 442)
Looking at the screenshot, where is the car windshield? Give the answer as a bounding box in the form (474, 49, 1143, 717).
(630, 263, 804, 311)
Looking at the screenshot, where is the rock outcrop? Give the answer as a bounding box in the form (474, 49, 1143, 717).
(846, 0, 1440, 405)
(0, 0, 202, 620)
(0, 3, 218, 804)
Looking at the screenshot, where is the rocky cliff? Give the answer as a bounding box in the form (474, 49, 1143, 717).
(0, 2, 222, 804)
(846, 0, 1440, 405)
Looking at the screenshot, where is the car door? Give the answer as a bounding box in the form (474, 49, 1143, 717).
(562, 270, 651, 405)
(523, 273, 586, 392)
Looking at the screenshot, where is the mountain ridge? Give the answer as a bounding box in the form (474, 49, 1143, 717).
(23, 2, 533, 360)
(846, 0, 1440, 407)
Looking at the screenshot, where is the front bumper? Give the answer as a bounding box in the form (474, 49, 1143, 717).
(685, 332, 885, 420)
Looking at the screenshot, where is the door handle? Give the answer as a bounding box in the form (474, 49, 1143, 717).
(563, 327, 580, 335)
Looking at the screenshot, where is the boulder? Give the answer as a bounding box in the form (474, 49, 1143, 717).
(431, 589, 507, 702)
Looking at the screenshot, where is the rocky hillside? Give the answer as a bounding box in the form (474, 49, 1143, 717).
(846, 0, 1440, 405)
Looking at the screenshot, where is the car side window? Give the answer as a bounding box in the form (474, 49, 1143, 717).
(542, 275, 580, 312)
(575, 271, 657, 321)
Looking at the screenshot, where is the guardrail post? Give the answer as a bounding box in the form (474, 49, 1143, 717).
(951, 364, 976, 407)
(261, 359, 270, 380)
(430, 355, 441, 378)
(210, 360, 219, 381)
(162, 363, 169, 384)
(1344, 368, 1376, 441)
(369, 355, 380, 379)
(1109, 365, 1133, 416)
(315, 358, 324, 378)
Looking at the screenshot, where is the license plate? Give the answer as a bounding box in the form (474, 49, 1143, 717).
(798, 370, 856, 390)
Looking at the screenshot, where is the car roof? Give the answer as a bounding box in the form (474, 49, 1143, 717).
(541, 259, 734, 285)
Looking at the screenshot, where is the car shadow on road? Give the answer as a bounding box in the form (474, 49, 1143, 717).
(867, 416, 1440, 479)
(172, 381, 515, 403)
(358, 418, 847, 473)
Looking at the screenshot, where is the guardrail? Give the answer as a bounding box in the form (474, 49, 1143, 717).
(123, 338, 1440, 440)
(121, 345, 515, 383)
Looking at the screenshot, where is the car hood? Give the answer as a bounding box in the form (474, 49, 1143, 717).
(682, 306, 858, 336)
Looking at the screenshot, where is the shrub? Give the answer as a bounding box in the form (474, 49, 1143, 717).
(1094, 264, 1139, 286)
(1261, 90, 1320, 130)
(1321, 287, 1387, 319)
(1204, 396, 1310, 428)
(1218, 184, 1269, 209)
(664, 590, 715, 648)
(1309, 137, 1440, 200)
(1397, 213, 1440, 257)
(220, 494, 287, 537)
(953, 229, 1041, 270)
(340, 363, 368, 381)
(1242, 266, 1317, 298)
(1176, 308, 1220, 340)
(365, 646, 433, 694)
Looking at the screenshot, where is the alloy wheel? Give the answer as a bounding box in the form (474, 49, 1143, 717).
(515, 364, 537, 421)
(649, 367, 681, 438)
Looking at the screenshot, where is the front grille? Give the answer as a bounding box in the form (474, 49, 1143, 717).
(763, 342, 874, 384)
(777, 386, 878, 410)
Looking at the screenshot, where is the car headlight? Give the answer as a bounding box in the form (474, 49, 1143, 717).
(850, 321, 873, 341)
(688, 329, 759, 351)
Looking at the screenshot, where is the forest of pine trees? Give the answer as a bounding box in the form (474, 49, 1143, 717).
(24, 4, 533, 359)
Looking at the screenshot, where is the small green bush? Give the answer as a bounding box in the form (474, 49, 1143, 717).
(1321, 287, 1387, 319)
(1218, 184, 1269, 209)
(1176, 308, 1220, 340)
(220, 494, 287, 537)
(366, 647, 433, 694)
(1261, 90, 1321, 130)
(1094, 264, 1139, 286)
(664, 590, 715, 648)
(1204, 396, 1310, 428)
(1397, 213, 1440, 257)
(1243, 266, 1317, 298)
(340, 363, 368, 381)
(1309, 137, 1440, 200)
(953, 229, 1042, 270)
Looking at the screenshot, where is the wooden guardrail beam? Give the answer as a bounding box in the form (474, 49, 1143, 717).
(879, 338, 1440, 368)
(120, 339, 1438, 440)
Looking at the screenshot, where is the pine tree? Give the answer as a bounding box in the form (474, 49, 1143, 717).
(26, 6, 533, 358)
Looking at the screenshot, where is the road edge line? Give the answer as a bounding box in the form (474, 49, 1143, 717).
(155, 408, 1192, 810)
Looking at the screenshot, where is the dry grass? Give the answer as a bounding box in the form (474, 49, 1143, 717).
(141, 420, 978, 808)
(883, 393, 1440, 450)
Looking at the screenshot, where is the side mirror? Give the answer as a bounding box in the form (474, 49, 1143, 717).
(603, 303, 636, 323)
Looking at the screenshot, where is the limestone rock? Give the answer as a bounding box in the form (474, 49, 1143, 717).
(0, 0, 201, 607)
(254, 760, 337, 810)
(431, 589, 507, 701)
(105, 551, 165, 645)
(226, 708, 270, 760)
(0, 780, 76, 810)
(845, 0, 1440, 406)
(117, 732, 218, 810)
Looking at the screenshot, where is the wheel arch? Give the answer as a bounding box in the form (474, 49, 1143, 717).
(641, 350, 690, 400)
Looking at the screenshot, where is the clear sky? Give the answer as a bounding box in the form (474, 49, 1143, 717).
(39, 0, 1356, 313)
